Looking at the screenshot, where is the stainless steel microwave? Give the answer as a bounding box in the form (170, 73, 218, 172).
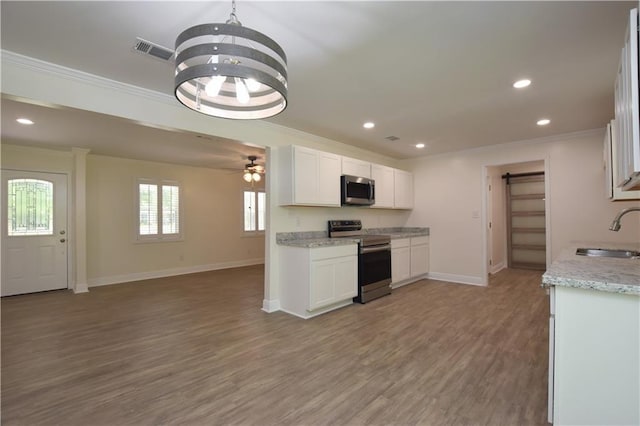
(341, 175, 375, 206)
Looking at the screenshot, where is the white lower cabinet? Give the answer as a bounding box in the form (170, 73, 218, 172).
(280, 244, 357, 319)
(410, 236, 429, 277)
(391, 236, 429, 287)
(391, 239, 411, 283)
(550, 285, 640, 425)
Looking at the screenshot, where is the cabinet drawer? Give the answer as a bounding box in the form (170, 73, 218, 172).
(391, 238, 410, 249)
(309, 244, 357, 261)
(410, 236, 429, 246)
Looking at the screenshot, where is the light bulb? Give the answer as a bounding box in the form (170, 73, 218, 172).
(245, 78, 261, 92)
(252, 172, 261, 182)
(235, 78, 250, 104)
(205, 75, 226, 97)
(243, 172, 253, 182)
(513, 79, 531, 89)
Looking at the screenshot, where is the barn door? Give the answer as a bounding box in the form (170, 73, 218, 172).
(1, 170, 68, 296)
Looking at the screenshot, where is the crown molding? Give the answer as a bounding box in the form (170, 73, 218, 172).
(1, 49, 175, 106)
(406, 128, 605, 163)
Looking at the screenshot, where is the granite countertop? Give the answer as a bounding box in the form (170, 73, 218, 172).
(277, 227, 429, 248)
(542, 244, 640, 296)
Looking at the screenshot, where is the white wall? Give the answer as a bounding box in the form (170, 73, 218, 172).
(1, 53, 410, 308)
(404, 130, 640, 285)
(86, 154, 266, 286)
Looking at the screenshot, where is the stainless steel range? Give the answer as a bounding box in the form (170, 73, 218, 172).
(328, 220, 392, 303)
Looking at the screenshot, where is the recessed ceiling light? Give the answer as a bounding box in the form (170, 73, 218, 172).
(415, 143, 425, 149)
(16, 118, 34, 125)
(537, 119, 551, 126)
(363, 122, 375, 129)
(513, 79, 531, 89)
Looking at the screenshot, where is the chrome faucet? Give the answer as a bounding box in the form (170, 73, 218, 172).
(609, 207, 640, 231)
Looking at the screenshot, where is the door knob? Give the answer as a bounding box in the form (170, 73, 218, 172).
(60, 238, 66, 243)
(60, 230, 66, 235)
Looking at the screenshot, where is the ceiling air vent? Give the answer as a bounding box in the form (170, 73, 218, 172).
(385, 136, 400, 142)
(133, 37, 174, 61)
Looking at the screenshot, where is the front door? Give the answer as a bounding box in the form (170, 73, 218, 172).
(1, 170, 68, 296)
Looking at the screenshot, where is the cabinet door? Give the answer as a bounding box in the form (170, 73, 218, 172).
(333, 256, 358, 301)
(291, 147, 340, 206)
(392, 246, 411, 283)
(309, 258, 337, 310)
(317, 151, 341, 205)
(293, 146, 320, 204)
(394, 169, 414, 209)
(410, 243, 429, 277)
(609, 120, 640, 199)
(309, 256, 356, 311)
(614, 8, 640, 190)
(342, 157, 371, 178)
(371, 165, 394, 208)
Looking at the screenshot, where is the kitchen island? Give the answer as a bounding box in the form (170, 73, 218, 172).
(542, 246, 640, 425)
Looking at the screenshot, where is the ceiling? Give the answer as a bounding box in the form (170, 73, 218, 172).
(1, 1, 636, 169)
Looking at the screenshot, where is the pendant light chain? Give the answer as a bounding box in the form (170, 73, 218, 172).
(228, 0, 239, 25)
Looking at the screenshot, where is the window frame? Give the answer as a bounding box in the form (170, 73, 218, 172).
(243, 188, 266, 236)
(135, 178, 183, 243)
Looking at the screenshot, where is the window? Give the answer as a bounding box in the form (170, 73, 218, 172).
(244, 190, 265, 233)
(137, 179, 182, 241)
(7, 179, 53, 236)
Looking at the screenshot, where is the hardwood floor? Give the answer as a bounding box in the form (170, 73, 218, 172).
(1, 266, 549, 425)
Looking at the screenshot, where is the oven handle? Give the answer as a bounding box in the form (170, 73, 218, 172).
(360, 244, 391, 254)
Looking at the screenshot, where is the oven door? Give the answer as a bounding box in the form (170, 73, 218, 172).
(358, 245, 391, 289)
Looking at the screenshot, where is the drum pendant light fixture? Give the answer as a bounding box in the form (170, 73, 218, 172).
(174, 0, 288, 120)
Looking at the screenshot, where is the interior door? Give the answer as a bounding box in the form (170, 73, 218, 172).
(1, 170, 68, 296)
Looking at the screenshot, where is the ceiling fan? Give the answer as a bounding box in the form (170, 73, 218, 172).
(243, 155, 264, 182)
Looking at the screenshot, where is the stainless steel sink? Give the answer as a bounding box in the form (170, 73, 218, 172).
(576, 248, 640, 259)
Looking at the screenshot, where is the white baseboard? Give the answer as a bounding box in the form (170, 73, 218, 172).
(427, 271, 487, 287)
(279, 299, 353, 319)
(262, 298, 281, 313)
(390, 276, 425, 289)
(88, 258, 264, 287)
(490, 262, 506, 275)
(73, 282, 89, 293)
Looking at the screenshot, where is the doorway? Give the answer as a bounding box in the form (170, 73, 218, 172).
(1, 170, 68, 296)
(504, 171, 546, 270)
(485, 160, 547, 275)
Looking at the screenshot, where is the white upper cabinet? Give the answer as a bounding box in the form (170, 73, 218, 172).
(605, 121, 640, 200)
(279, 145, 414, 209)
(371, 164, 394, 208)
(394, 169, 414, 209)
(341, 157, 371, 178)
(279, 145, 341, 206)
(613, 8, 640, 191)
